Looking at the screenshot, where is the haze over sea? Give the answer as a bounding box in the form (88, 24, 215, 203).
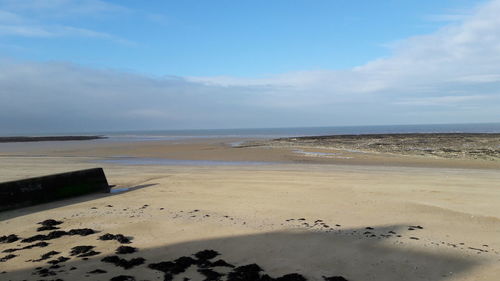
(4, 123, 499, 141)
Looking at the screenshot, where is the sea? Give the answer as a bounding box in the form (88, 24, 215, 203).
(4, 123, 500, 142)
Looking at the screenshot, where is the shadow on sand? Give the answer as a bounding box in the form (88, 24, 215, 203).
(1, 223, 481, 281)
(0, 183, 158, 222)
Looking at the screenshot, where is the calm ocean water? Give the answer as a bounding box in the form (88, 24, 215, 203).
(96, 123, 500, 141)
(2, 123, 500, 141)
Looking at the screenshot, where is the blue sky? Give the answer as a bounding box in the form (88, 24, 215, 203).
(1, 0, 499, 133)
(1, 0, 478, 76)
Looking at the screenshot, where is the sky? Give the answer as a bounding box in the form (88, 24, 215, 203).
(1, 0, 500, 134)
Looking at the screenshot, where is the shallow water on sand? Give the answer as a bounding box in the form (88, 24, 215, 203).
(97, 157, 280, 166)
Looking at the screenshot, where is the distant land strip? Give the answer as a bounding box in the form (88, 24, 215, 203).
(254, 133, 500, 161)
(0, 136, 106, 143)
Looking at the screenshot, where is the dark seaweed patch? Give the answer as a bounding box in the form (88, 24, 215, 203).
(227, 264, 263, 281)
(110, 276, 136, 281)
(101, 255, 145, 269)
(98, 233, 132, 244)
(88, 269, 107, 274)
(47, 256, 70, 265)
(0, 254, 16, 262)
(195, 249, 220, 261)
(275, 273, 307, 281)
(116, 246, 137, 254)
(33, 267, 57, 277)
(323, 277, 349, 281)
(198, 268, 224, 281)
(0, 234, 19, 243)
(2, 241, 49, 253)
(37, 219, 63, 231)
(33, 251, 60, 262)
(70, 246, 94, 256)
(21, 228, 96, 243)
(211, 259, 235, 268)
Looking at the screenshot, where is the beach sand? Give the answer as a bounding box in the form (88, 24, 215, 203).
(0, 138, 499, 281)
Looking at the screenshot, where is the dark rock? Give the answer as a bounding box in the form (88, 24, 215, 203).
(116, 246, 137, 254)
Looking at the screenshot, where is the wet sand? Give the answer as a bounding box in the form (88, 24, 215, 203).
(0, 137, 499, 281)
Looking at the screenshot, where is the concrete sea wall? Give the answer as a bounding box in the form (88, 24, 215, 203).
(0, 168, 110, 211)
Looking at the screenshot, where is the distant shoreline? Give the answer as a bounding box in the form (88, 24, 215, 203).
(263, 132, 500, 161)
(0, 136, 106, 143)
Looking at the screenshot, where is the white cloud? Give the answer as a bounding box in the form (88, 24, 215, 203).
(0, 0, 128, 42)
(394, 95, 493, 106)
(0, 0, 128, 17)
(2, 1, 500, 133)
(190, 0, 500, 102)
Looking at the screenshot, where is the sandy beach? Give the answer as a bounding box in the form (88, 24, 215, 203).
(1, 137, 499, 281)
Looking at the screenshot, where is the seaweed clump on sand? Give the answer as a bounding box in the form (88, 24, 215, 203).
(110, 276, 136, 281)
(37, 219, 63, 231)
(0, 254, 17, 262)
(98, 233, 132, 244)
(88, 269, 107, 274)
(323, 277, 349, 281)
(116, 246, 137, 254)
(147, 250, 311, 281)
(0, 234, 19, 243)
(70, 245, 101, 257)
(21, 228, 96, 243)
(33, 251, 60, 262)
(2, 242, 50, 253)
(101, 255, 145, 269)
(47, 256, 70, 265)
